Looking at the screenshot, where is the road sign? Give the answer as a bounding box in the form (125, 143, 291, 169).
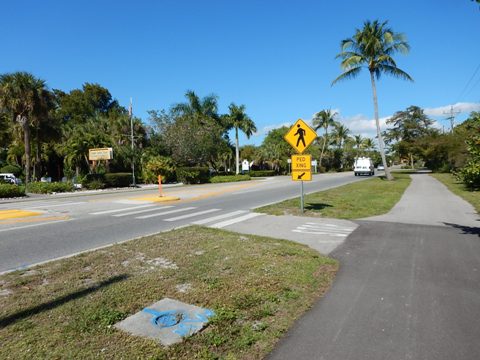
(89, 148, 113, 160)
(292, 170, 312, 181)
(291, 154, 311, 171)
(284, 119, 317, 154)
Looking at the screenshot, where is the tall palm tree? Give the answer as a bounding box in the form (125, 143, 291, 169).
(332, 20, 413, 180)
(312, 109, 337, 169)
(0, 72, 51, 185)
(362, 137, 375, 155)
(224, 103, 257, 174)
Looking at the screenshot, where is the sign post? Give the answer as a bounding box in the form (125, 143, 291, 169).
(284, 119, 317, 213)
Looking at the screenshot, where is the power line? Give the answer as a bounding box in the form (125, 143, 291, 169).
(456, 62, 480, 102)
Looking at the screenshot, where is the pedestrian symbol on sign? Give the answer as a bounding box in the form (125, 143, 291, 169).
(294, 124, 306, 148)
(284, 119, 317, 154)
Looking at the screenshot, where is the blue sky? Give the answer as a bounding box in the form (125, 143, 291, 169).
(2, 0, 480, 145)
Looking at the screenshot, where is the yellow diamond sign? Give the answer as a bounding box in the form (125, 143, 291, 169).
(284, 119, 317, 154)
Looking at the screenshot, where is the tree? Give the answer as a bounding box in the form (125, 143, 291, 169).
(384, 105, 436, 168)
(353, 135, 364, 156)
(0, 72, 53, 185)
(332, 20, 413, 180)
(312, 109, 337, 169)
(331, 123, 350, 150)
(223, 103, 257, 174)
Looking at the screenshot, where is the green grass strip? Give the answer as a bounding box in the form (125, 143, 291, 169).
(256, 172, 412, 219)
(0, 226, 337, 360)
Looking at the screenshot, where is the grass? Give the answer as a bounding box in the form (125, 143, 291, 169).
(430, 173, 480, 213)
(256, 172, 412, 219)
(0, 226, 337, 360)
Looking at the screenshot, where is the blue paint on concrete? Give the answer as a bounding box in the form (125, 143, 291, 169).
(142, 306, 215, 337)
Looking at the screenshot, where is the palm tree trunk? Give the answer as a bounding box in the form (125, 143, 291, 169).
(18, 115, 31, 187)
(235, 127, 240, 175)
(319, 128, 328, 169)
(370, 71, 393, 180)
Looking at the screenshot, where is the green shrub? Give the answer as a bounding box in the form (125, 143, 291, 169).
(0, 184, 25, 198)
(26, 182, 75, 194)
(456, 161, 480, 190)
(249, 170, 276, 177)
(210, 175, 251, 183)
(0, 164, 23, 177)
(142, 156, 177, 183)
(176, 167, 210, 184)
(104, 173, 132, 188)
(82, 174, 106, 190)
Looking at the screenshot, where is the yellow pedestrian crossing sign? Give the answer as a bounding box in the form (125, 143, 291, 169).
(292, 170, 312, 181)
(284, 119, 317, 154)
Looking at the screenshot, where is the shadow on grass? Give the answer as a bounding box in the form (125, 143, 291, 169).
(444, 222, 480, 237)
(305, 203, 333, 211)
(0, 274, 128, 328)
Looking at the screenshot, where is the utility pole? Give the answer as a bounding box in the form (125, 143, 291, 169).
(443, 105, 460, 133)
(129, 98, 136, 187)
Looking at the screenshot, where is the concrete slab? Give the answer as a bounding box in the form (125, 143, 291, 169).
(216, 214, 358, 255)
(115, 298, 214, 346)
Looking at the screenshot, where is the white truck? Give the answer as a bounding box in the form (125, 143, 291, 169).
(353, 157, 375, 176)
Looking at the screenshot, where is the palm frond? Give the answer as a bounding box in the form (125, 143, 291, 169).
(331, 66, 363, 86)
(377, 64, 414, 82)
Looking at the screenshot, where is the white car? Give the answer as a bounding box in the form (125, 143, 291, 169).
(0, 173, 21, 185)
(353, 157, 375, 176)
(377, 165, 385, 171)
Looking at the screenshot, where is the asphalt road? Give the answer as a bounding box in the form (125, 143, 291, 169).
(0, 172, 369, 273)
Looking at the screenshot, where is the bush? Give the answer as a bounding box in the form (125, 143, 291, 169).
(26, 182, 75, 194)
(0, 184, 25, 198)
(176, 167, 210, 184)
(142, 156, 176, 184)
(0, 164, 23, 177)
(81, 174, 106, 190)
(210, 175, 251, 183)
(104, 173, 132, 188)
(457, 161, 480, 190)
(249, 170, 276, 177)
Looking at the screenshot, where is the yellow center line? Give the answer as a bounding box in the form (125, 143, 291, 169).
(0, 209, 42, 220)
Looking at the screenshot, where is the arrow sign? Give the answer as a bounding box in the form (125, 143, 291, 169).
(298, 172, 305, 179)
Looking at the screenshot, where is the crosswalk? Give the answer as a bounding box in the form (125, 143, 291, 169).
(88, 204, 263, 229)
(292, 222, 356, 237)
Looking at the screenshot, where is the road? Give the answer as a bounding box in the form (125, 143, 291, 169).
(0, 172, 368, 273)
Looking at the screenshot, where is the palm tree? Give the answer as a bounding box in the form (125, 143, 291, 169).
(332, 20, 413, 180)
(362, 137, 375, 155)
(0, 72, 51, 185)
(354, 134, 364, 156)
(224, 103, 257, 174)
(172, 90, 219, 125)
(332, 123, 350, 150)
(312, 109, 337, 169)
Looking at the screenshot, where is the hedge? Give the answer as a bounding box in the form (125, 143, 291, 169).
(26, 182, 74, 194)
(105, 173, 132, 187)
(0, 184, 25, 198)
(81, 174, 106, 190)
(176, 167, 210, 184)
(0, 164, 23, 177)
(210, 175, 251, 183)
(249, 170, 276, 177)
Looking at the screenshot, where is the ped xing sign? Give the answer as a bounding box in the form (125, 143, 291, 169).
(284, 119, 317, 154)
(291, 154, 311, 171)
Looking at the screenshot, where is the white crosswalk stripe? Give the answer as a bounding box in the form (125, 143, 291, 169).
(90, 204, 156, 215)
(113, 206, 174, 217)
(28, 201, 86, 209)
(136, 207, 196, 219)
(293, 222, 356, 237)
(210, 212, 264, 229)
(192, 210, 247, 225)
(164, 208, 221, 222)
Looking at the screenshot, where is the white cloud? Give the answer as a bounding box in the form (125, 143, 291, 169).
(336, 113, 391, 139)
(424, 102, 480, 117)
(253, 122, 292, 137)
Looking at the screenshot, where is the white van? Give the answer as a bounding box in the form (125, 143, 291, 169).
(0, 173, 20, 185)
(353, 157, 375, 176)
